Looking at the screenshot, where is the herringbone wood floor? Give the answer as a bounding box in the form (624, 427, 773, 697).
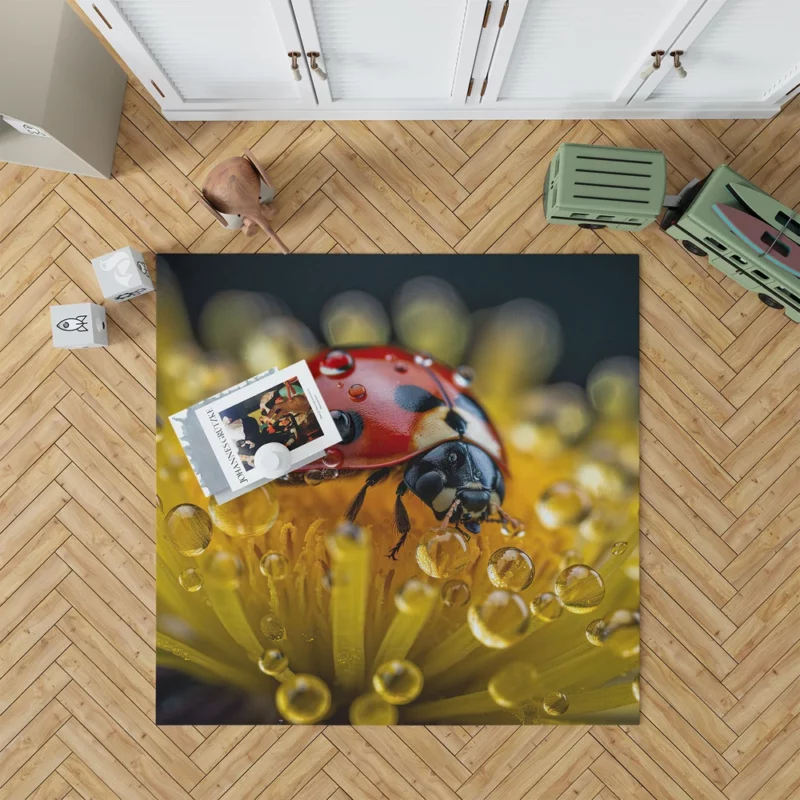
(3, 46, 800, 798)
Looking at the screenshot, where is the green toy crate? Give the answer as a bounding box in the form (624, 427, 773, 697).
(661, 164, 800, 323)
(544, 143, 667, 231)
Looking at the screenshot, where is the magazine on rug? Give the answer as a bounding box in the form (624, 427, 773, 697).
(170, 360, 341, 503)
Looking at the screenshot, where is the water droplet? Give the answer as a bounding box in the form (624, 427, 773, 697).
(304, 470, 324, 486)
(575, 459, 629, 500)
(165, 504, 213, 557)
(322, 448, 344, 469)
(585, 619, 607, 646)
(578, 509, 620, 543)
(206, 551, 243, 589)
(500, 519, 526, 539)
(394, 579, 437, 614)
(530, 591, 562, 622)
(489, 661, 539, 709)
(543, 691, 569, 716)
(372, 660, 424, 705)
(487, 547, 535, 592)
(555, 565, 605, 614)
(349, 692, 399, 725)
(415, 528, 479, 579)
(587, 359, 638, 420)
(394, 362, 409, 373)
(179, 568, 203, 592)
(536, 482, 591, 530)
(258, 647, 288, 676)
(320, 349, 355, 377)
(322, 468, 339, 480)
(611, 541, 628, 556)
(208, 486, 279, 538)
(453, 365, 475, 388)
(260, 613, 286, 641)
(585, 609, 640, 657)
(259, 551, 288, 580)
(632, 675, 640, 702)
(276, 674, 332, 724)
(414, 353, 433, 367)
(467, 590, 531, 649)
(348, 383, 367, 402)
(442, 580, 470, 608)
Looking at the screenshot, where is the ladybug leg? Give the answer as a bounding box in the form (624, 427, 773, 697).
(440, 498, 461, 530)
(345, 467, 391, 524)
(388, 483, 411, 560)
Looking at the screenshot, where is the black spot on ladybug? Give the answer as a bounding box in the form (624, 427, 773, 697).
(445, 409, 467, 435)
(455, 393, 489, 422)
(332, 409, 362, 444)
(394, 385, 444, 413)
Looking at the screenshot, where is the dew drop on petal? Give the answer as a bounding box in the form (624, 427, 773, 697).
(259, 551, 289, 580)
(304, 470, 324, 486)
(276, 674, 332, 724)
(587, 609, 640, 657)
(349, 692, 399, 725)
(257, 647, 288, 676)
(453, 365, 475, 387)
(632, 675, 641, 702)
(555, 565, 605, 614)
(372, 660, 424, 705)
(165, 504, 213, 556)
(442, 579, 470, 608)
(530, 591, 562, 622)
(543, 691, 569, 716)
(320, 349, 355, 377)
(487, 547, 535, 592)
(208, 486, 278, 538)
(413, 353, 433, 367)
(348, 383, 367, 402)
(488, 661, 539, 709)
(416, 528, 479, 579)
(322, 448, 344, 469)
(585, 618, 607, 646)
(467, 590, 531, 649)
(179, 568, 203, 592)
(260, 613, 286, 641)
(394, 579, 437, 614)
(611, 541, 628, 556)
(536, 482, 591, 530)
(575, 459, 629, 500)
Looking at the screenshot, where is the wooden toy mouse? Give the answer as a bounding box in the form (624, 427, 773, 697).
(197, 148, 289, 254)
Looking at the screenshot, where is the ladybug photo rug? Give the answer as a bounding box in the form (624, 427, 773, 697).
(155, 253, 640, 728)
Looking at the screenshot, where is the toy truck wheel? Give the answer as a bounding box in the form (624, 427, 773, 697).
(758, 293, 784, 310)
(578, 223, 606, 230)
(682, 240, 707, 257)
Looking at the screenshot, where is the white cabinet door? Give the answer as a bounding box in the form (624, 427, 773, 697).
(480, 0, 706, 109)
(289, 0, 486, 109)
(75, 0, 316, 112)
(633, 0, 800, 108)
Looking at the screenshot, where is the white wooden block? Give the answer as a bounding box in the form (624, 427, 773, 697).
(91, 246, 154, 301)
(50, 302, 107, 348)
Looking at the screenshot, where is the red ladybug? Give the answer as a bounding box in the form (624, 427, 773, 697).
(298, 345, 515, 559)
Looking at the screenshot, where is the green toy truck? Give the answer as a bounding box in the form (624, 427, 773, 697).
(544, 143, 800, 323)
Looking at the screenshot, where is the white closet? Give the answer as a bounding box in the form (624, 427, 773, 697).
(76, 0, 800, 119)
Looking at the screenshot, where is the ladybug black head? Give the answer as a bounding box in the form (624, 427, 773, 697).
(403, 441, 505, 534)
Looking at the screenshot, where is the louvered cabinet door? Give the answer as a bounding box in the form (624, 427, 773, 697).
(76, 0, 316, 113)
(479, 0, 706, 109)
(289, 0, 486, 109)
(633, 0, 800, 109)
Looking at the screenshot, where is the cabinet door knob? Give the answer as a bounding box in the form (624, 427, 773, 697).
(640, 51, 664, 80)
(307, 52, 328, 81)
(670, 50, 687, 79)
(288, 52, 302, 81)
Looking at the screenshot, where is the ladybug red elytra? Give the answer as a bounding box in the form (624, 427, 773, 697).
(296, 345, 516, 559)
